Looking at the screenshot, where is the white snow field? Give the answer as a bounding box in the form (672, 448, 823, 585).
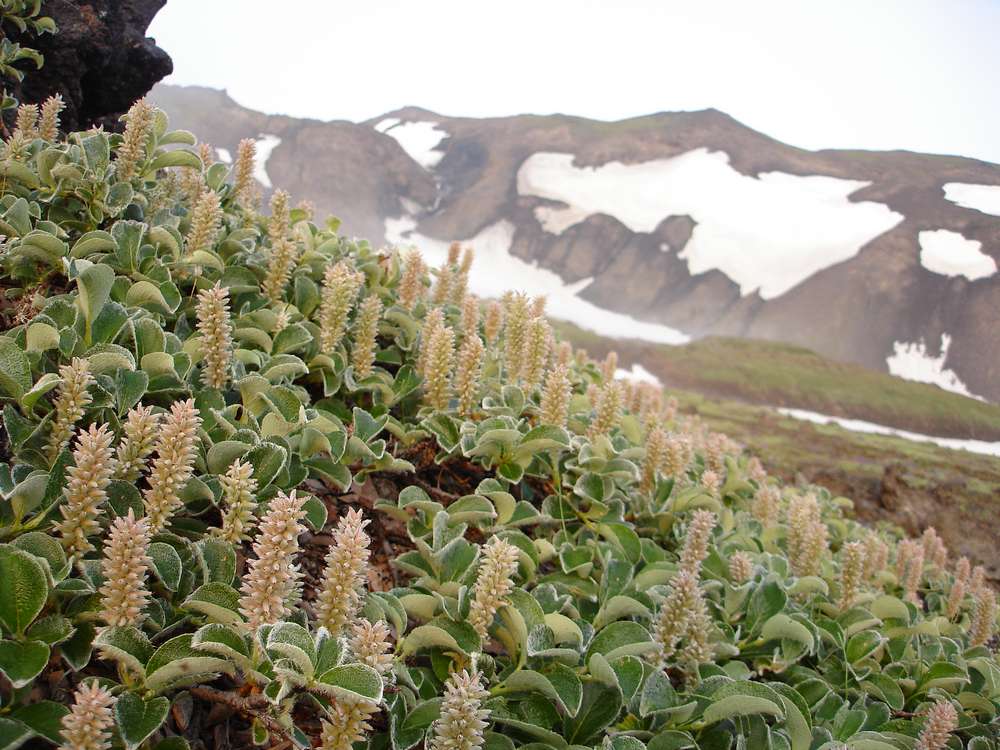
(918, 229, 996, 281)
(253, 134, 282, 188)
(385, 218, 689, 344)
(517, 149, 903, 299)
(886, 334, 983, 400)
(778, 407, 1000, 457)
(215, 147, 232, 164)
(615, 364, 662, 386)
(943, 182, 1000, 217)
(374, 119, 448, 170)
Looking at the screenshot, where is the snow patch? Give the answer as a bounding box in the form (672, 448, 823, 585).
(253, 134, 281, 189)
(216, 147, 232, 164)
(777, 407, 1000, 457)
(943, 182, 1000, 217)
(385, 218, 689, 344)
(615, 364, 662, 386)
(517, 149, 903, 299)
(918, 229, 996, 281)
(886, 334, 983, 400)
(377, 120, 448, 170)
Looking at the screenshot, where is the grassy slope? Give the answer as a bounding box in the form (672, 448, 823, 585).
(557, 323, 1000, 441)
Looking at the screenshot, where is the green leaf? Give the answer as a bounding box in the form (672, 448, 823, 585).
(564, 681, 623, 744)
(148, 542, 182, 591)
(9, 701, 69, 744)
(314, 663, 384, 703)
(0, 639, 49, 687)
(0, 716, 34, 750)
(146, 149, 202, 173)
(93, 626, 154, 676)
(702, 695, 784, 725)
(586, 621, 655, 662)
(114, 693, 170, 750)
(0, 338, 31, 399)
(183, 583, 244, 625)
(761, 614, 815, 652)
(76, 262, 115, 342)
(144, 634, 235, 692)
(0, 544, 49, 635)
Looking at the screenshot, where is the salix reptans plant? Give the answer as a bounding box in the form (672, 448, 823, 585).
(838, 541, 867, 609)
(786, 492, 828, 577)
(641, 425, 669, 493)
(398, 248, 426, 311)
(521, 316, 551, 390)
(417, 307, 445, 378)
(540, 362, 571, 428)
(263, 237, 300, 303)
(455, 333, 485, 416)
(113, 404, 160, 481)
(468, 537, 519, 642)
(317, 260, 363, 351)
(46, 357, 94, 463)
(315, 508, 371, 635)
(349, 619, 394, 676)
(729, 551, 754, 584)
(185, 188, 223, 255)
(429, 670, 490, 750)
(239, 490, 308, 631)
(232, 137, 257, 205)
(483, 299, 503, 345)
(589, 379, 623, 439)
(98, 510, 152, 628)
(55, 424, 115, 560)
(422, 323, 455, 410)
(351, 294, 383, 378)
(213, 458, 258, 544)
(679, 510, 716, 576)
(38, 93, 64, 140)
(142, 399, 202, 533)
(59, 683, 116, 750)
(115, 97, 155, 180)
(195, 281, 233, 389)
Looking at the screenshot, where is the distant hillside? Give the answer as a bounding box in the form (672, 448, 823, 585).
(150, 84, 1000, 400)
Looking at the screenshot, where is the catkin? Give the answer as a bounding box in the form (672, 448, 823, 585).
(185, 189, 223, 255)
(59, 682, 116, 750)
(349, 619, 394, 676)
(679, 510, 717, 577)
(116, 98, 155, 179)
(38, 94, 65, 141)
(589, 380, 622, 439)
(318, 260, 363, 352)
(114, 404, 161, 482)
(98, 510, 152, 627)
(422, 324, 455, 410)
(521, 317, 551, 390)
(213, 459, 258, 544)
(483, 300, 503, 346)
(914, 701, 958, 750)
(142, 399, 202, 533)
(398, 249, 426, 311)
(351, 295, 383, 378)
(56, 424, 116, 560)
(429, 670, 490, 750)
(262, 237, 300, 302)
(232, 138, 257, 205)
(195, 282, 234, 389)
(315, 508, 371, 636)
(468, 538, 519, 642)
(47, 357, 94, 464)
(455, 334, 485, 416)
(839, 541, 867, 609)
(540, 363, 572, 428)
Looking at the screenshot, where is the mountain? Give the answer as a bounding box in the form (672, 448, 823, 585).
(149, 84, 1000, 401)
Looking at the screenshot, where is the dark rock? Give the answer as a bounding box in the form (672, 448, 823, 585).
(7, 0, 172, 131)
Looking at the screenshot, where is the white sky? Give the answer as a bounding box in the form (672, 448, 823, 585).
(149, 0, 1000, 164)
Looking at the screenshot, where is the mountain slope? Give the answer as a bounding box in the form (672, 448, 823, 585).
(150, 84, 1000, 400)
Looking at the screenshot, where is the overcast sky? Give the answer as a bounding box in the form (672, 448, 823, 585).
(149, 0, 1000, 163)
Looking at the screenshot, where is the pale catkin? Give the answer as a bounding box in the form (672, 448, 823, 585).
(59, 682, 116, 750)
(746, 456, 767, 483)
(969, 586, 997, 647)
(679, 510, 717, 577)
(417, 308, 445, 377)
(914, 701, 958, 750)
(460, 294, 480, 341)
(13, 103, 38, 138)
(601, 351, 618, 383)
(653, 570, 703, 668)
(320, 700, 379, 750)
(753, 484, 782, 528)
(315, 508, 371, 635)
(56, 424, 116, 560)
(114, 404, 161, 482)
(349, 619, 394, 676)
(262, 237, 300, 302)
(864, 533, 890, 582)
(318, 260, 364, 352)
(423, 324, 456, 410)
(483, 300, 503, 346)
(429, 670, 490, 750)
(238, 490, 308, 631)
(47, 357, 94, 463)
(468, 538, 520, 641)
(142, 399, 202, 533)
(432, 264, 453, 305)
(700, 469, 721, 496)
(729, 551, 754, 584)
(115, 98, 155, 180)
(98, 510, 152, 627)
(787, 493, 827, 577)
(664, 433, 692, 480)
(232, 137, 257, 205)
(521, 317, 551, 390)
(268, 189, 291, 242)
(38, 94, 65, 141)
(555, 340, 573, 368)
(398, 249, 426, 311)
(946, 557, 972, 619)
(839, 541, 867, 610)
(455, 334, 485, 416)
(185, 188, 223, 255)
(540, 363, 572, 428)
(896, 539, 925, 603)
(351, 295, 383, 378)
(195, 282, 234, 389)
(589, 380, 623, 439)
(502, 292, 530, 378)
(213, 459, 258, 544)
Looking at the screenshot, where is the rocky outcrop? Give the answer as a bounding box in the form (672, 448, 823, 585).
(8, 0, 172, 131)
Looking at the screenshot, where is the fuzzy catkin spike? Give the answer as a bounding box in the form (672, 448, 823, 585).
(521, 317, 551, 390)
(196, 282, 234, 389)
(679, 510, 717, 577)
(641, 426, 669, 493)
(98, 510, 152, 627)
(589, 380, 623, 439)
(318, 260, 363, 352)
(232, 138, 257, 205)
(213, 459, 258, 544)
(47, 357, 94, 464)
(502, 293, 530, 379)
(898, 539, 925, 603)
(729, 551, 754, 584)
(969, 586, 997, 647)
(268, 189, 290, 242)
(399, 249, 426, 311)
(787, 493, 827, 577)
(460, 294, 480, 341)
(262, 237, 300, 303)
(38, 94, 65, 141)
(455, 334, 485, 416)
(483, 300, 503, 346)
(116, 98, 155, 180)
(432, 264, 453, 305)
(142, 399, 201, 533)
(56, 424, 116, 560)
(700, 469, 721, 496)
(753, 484, 781, 527)
(319, 699, 379, 750)
(417, 308, 445, 377)
(653, 569, 702, 668)
(429, 670, 490, 750)
(914, 701, 958, 750)
(839, 541, 867, 610)
(540, 363, 572, 428)
(664, 433, 692, 480)
(113, 404, 160, 482)
(351, 295, 383, 378)
(59, 682, 116, 750)
(601, 351, 618, 383)
(423, 324, 455, 410)
(239, 490, 308, 631)
(315, 508, 371, 635)
(13, 103, 38, 138)
(468, 538, 520, 641)
(864, 533, 890, 582)
(185, 188, 222, 255)
(349, 619, 394, 676)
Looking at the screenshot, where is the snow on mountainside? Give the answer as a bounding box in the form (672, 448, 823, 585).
(148, 84, 1000, 401)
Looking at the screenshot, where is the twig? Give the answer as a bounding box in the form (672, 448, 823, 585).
(189, 685, 292, 743)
